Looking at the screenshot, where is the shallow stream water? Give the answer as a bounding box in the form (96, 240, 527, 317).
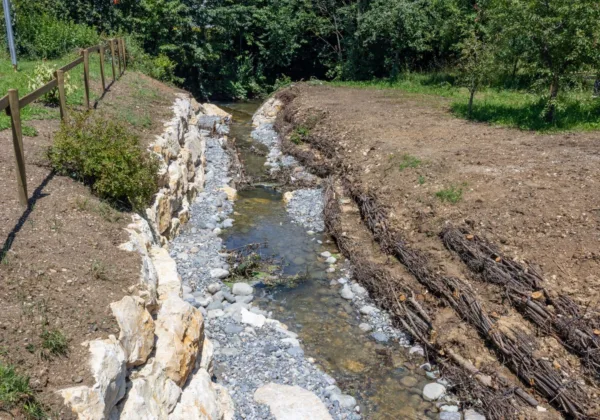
(218, 103, 438, 419)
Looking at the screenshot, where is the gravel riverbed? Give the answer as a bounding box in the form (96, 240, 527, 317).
(170, 128, 359, 419)
(168, 108, 485, 420)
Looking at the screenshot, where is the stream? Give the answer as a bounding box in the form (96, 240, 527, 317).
(217, 102, 441, 419)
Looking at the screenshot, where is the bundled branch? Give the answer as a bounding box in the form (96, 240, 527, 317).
(322, 180, 531, 420)
(441, 225, 600, 380)
(344, 181, 593, 419)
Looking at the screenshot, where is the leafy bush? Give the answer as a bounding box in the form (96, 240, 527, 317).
(27, 62, 76, 105)
(49, 112, 159, 210)
(15, 13, 99, 59)
(124, 35, 183, 85)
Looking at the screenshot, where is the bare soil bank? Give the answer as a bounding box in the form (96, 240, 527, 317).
(275, 84, 600, 419)
(0, 73, 179, 418)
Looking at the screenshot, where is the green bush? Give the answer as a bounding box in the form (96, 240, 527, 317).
(15, 13, 99, 59)
(49, 112, 159, 210)
(124, 35, 183, 85)
(27, 62, 76, 105)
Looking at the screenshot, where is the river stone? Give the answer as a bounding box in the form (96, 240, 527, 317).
(222, 291, 236, 303)
(320, 251, 332, 258)
(254, 383, 333, 420)
(371, 332, 388, 343)
(351, 283, 367, 297)
(232, 283, 253, 296)
(359, 323, 372, 332)
(409, 345, 425, 357)
(210, 268, 229, 279)
(339, 284, 354, 300)
(400, 376, 419, 387)
(464, 409, 486, 420)
(207, 300, 223, 311)
(326, 256, 337, 264)
(223, 324, 244, 334)
(441, 405, 459, 413)
(440, 413, 461, 420)
(207, 309, 224, 319)
(195, 296, 212, 307)
(326, 387, 357, 410)
(241, 308, 266, 328)
(359, 305, 379, 316)
(423, 383, 446, 401)
(235, 295, 254, 304)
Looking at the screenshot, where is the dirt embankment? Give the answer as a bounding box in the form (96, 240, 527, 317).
(274, 84, 600, 419)
(0, 73, 180, 418)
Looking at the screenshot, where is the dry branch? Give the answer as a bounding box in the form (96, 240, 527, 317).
(344, 183, 592, 419)
(441, 225, 600, 381)
(322, 180, 533, 420)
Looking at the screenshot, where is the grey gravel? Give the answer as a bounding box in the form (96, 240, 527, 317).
(168, 122, 358, 420)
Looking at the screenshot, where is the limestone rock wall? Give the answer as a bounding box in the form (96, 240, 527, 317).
(146, 94, 224, 243)
(60, 97, 233, 420)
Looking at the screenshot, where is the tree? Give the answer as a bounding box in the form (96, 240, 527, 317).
(357, 0, 431, 78)
(490, 0, 600, 121)
(458, 29, 492, 117)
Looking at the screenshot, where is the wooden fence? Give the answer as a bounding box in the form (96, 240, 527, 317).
(0, 38, 127, 206)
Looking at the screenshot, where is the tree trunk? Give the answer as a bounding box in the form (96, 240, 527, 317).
(545, 74, 559, 122)
(593, 76, 600, 98)
(468, 88, 475, 118)
(511, 58, 519, 86)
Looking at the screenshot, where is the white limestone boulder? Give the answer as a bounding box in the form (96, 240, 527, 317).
(60, 336, 127, 419)
(117, 359, 181, 419)
(151, 247, 182, 301)
(169, 369, 233, 420)
(254, 383, 332, 420)
(154, 295, 204, 386)
(110, 296, 155, 367)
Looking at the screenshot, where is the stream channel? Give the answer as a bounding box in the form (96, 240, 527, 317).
(217, 102, 440, 419)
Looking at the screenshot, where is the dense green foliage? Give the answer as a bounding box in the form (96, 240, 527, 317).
(49, 112, 159, 210)
(2, 0, 600, 127)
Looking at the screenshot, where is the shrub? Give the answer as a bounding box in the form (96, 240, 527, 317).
(49, 112, 159, 210)
(124, 35, 183, 85)
(27, 62, 76, 105)
(15, 13, 99, 59)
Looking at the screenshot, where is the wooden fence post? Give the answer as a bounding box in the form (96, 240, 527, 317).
(110, 39, 117, 82)
(7, 89, 28, 206)
(121, 38, 127, 70)
(116, 39, 123, 77)
(82, 49, 90, 109)
(55, 70, 67, 120)
(99, 44, 106, 91)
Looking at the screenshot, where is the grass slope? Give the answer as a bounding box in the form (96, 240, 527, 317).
(0, 53, 112, 135)
(329, 75, 600, 132)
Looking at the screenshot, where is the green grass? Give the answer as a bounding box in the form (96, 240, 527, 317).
(436, 185, 464, 204)
(0, 54, 109, 135)
(329, 74, 600, 132)
(290, 125, 310, 145)
(0, 363, 45, 418)
(398, 154, 421, 170)
(40, 329, 68, 358)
